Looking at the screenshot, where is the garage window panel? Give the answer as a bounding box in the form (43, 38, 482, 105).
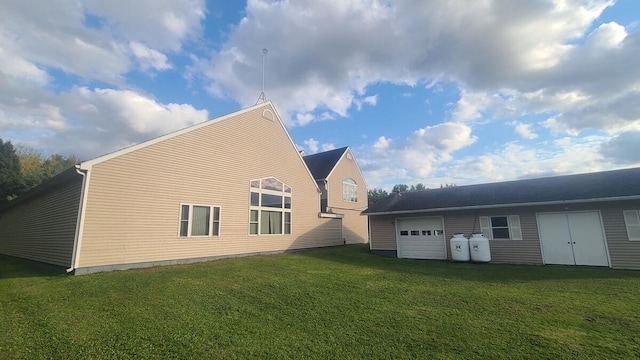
(623, 210, 640, 241)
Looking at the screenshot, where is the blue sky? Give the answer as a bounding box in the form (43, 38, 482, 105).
(1, 0, 639, 190)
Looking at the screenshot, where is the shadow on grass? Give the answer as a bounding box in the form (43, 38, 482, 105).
(298, 244, 640, 283)
(0, 255, 67, 279)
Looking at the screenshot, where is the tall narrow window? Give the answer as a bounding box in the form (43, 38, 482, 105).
(343, 177, 357, 202)
(179, 204, 221, 237)
(179, 205, 189, 237)
(249, 177, 292, 235)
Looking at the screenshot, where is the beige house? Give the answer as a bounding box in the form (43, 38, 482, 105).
(0, 102, 366, 274)
(364, 167, 640, 270)
(303, 147, 368, 244)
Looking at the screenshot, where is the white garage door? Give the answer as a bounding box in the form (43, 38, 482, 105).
(397, 217, 446, 259)
(537, 211, 609, 267)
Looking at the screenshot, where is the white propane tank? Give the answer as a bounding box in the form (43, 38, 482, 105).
(450, 233, 470, 262)
(469, 233, 491, 262)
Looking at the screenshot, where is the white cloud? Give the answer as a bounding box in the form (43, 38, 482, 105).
(321, 143, 336, 152)
(190, 0, 640, 137)
(373, 136, 391, 151)
(359, 121, 476, 186)
(296, 113, 315, 126)
(0, 84, 208, 159)
(364, 134, 613, 190)
(303, 138, 319, 153)
(83, 0, 205, 51)
(586, 22, 627, 50)
(0, 0, 204, 85)
(410, 122, 477, 153)
(512, 122, 538, 139)
(130, 42, 172, 72)
(303, 138, 336, 154)
(354, 95, 378, 111)
(600, 131, 640, 164)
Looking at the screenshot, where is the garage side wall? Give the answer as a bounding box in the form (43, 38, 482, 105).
(0, 177, 82, 267)
(369, 215, 397, 256)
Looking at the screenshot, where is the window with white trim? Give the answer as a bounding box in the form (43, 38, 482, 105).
(249, 177, 292, 235)
(623, 210, 640, 241)
(179, 204, 220, 237)
(479, 215, 522, 240)
(343, 177, 357, 202)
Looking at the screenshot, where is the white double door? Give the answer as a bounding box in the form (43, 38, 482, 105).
(537, 211, 609, 267)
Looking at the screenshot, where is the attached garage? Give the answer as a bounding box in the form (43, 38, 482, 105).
(364, 167, 640, 270)
(537, 211, 610, 267)
(396, 217, 446, 259)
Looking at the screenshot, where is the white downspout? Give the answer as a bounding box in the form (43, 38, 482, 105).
(67, 165, 89, 273)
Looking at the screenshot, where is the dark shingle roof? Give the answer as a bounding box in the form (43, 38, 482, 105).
(363, 167, 640, 215)
(303, 147, 348, 180)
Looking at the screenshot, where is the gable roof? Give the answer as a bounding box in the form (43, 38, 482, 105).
(363, 167, 640, 215)
(303, 147, 348, 180)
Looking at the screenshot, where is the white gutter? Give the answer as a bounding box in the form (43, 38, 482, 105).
(67, 165, 90, 273)
(364, 195, 640, 216)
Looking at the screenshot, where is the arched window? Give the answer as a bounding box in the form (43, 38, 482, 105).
(249, 177, 292, 235)
(343, 177, 357, 202)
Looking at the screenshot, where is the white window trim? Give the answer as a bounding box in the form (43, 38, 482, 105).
(479, 215, 523, 240)
(342, 177, 357, 203)
(249, 178, 292, 236)
(178, 203, 221, 238)
(623, 210, 640, 241)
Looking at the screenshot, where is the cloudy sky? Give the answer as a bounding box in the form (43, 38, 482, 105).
(1, 0, 639, 190)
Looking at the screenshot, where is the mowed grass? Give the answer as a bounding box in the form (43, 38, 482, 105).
(1, 245, 639, 359)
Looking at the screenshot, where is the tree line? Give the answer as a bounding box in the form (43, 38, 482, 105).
(368, 183, 457, 205)
(1, 138, 78, 206)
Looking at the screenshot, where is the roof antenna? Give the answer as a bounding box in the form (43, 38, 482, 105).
(256, 48, 268, 104)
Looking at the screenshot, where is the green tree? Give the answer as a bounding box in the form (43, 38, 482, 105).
(0, 138, 21, 205)
(392, 184, 408, 193)
(367, 188, 389, 205)
(42, 154, 77, 179)
(16, 145, 45, 192)
(414, 183, 426, 191)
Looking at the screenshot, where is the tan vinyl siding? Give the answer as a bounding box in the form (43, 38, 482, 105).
(77, 104, 342, 269)
(369, 215, 397, 250)
(325, 149, 368, 243)
(0, 177, 82, 267)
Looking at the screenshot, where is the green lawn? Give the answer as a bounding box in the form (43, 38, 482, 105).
(1, 245, 639, 359)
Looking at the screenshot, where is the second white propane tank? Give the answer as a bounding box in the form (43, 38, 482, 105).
(469, 233, 491, 262)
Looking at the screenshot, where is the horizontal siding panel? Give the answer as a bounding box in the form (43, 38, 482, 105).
(0, 177, 82, 266)
(369, 215, 397, 250)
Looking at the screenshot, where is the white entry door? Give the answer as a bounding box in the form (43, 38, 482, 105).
(397, 217, 446, 259)
(537, 212, 609, 267)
